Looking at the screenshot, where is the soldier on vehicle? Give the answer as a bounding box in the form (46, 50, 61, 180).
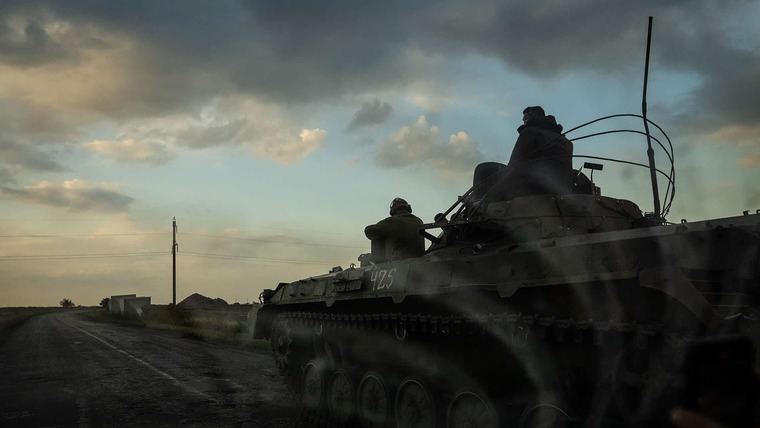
(489, 106, 574, 201)
(364, 198, 425, 262)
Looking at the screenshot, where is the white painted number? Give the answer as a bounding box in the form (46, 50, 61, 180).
(370, 268, 396, 291)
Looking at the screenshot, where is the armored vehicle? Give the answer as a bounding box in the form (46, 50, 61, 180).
(254, 19, 759, 428)
(254, 149, 759, 427)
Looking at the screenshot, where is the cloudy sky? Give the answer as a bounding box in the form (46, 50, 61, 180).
(1, 0, 758, 306)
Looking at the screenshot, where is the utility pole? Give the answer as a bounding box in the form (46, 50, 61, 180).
(172, 217, 178, 305)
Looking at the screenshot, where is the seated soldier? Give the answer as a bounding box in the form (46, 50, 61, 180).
(364, 198, 425, 262)
(490, 106, 574, 201)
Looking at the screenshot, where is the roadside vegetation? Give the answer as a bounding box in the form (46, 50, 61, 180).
(0, 307, 78, 340)
(83, 303, 267, 351)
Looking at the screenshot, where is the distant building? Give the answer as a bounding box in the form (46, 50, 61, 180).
(108, 294, 136, 314)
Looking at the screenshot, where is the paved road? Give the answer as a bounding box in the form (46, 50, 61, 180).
(0, 311, 294, 427)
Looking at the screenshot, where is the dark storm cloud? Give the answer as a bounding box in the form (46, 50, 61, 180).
(0, 18, 70, 66)
(346, 99, 393, 132)
(420, 2, 760, 133)
(679, 65, 760, 132)
(0, 101, 73, 182)
(1, 182, 134, 213)
(1, 1, 758, 135)
(646, 7, 760, 133)
(0, 139, 66, 172)
(0, 6, 112, 67)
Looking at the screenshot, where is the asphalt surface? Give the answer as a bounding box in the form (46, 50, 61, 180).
(0, 311, 294, 427)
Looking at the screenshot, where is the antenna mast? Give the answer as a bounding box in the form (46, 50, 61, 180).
(642, 16, 661, 220)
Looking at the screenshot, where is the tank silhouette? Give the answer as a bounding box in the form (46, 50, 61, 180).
(253, 19, 759, 427)
(253, 153, 759, 427)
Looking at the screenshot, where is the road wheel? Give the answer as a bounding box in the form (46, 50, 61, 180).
(271, 316, 293, 374)
(302, 360, 325, 411)
(446, 390, 498, 428)
(519, 402, 571, 428)
(395, 377, 436, 428)
(357, 371, 390, 428)
(327, 369, 355, 424)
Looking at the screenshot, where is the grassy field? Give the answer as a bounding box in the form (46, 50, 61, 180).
(82, 304, 269, 351)
(0, 307, 88, 338)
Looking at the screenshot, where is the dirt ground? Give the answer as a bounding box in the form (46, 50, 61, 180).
(0, 310, 294, 427)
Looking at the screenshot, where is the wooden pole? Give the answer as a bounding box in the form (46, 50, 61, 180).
(172, 217, 177, 305)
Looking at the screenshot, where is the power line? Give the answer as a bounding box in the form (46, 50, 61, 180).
(0, 216, 170, 222)
(0, 231, 363, 251)
(0, 257, 166, 263)
(0, 251, 167, 261)
(0, 221, 358, 242)
(0, 232, 167, 238)
(0, 218, 127, 222)
(0, 249, 347, 266)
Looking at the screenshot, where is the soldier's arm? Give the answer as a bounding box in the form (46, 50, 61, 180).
(365, 218, 391, 240)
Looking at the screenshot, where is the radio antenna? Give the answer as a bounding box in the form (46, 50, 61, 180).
(642, 16, 662, 221)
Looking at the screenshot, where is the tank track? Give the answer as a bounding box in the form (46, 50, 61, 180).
(276, 310, 671, 345)
(269, 309, 733, 428)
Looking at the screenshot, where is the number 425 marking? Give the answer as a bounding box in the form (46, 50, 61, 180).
(371, 268, 396, 291)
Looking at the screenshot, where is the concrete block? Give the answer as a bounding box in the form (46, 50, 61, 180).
(123, 297, 151, 318)
(109, 294, 136, 314)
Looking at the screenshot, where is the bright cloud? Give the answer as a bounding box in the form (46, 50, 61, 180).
(85, 138, 174, 165)
(376, 116, 440, 167)
(77, 96, 329, 165)
(375, 116, 482, 171)
(253, 128, 327, 165)
(438, 131, 482, 169)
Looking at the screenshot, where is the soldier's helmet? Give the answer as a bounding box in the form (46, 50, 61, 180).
(390, 197, 412, 215)
(522, 106, 546, 125)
